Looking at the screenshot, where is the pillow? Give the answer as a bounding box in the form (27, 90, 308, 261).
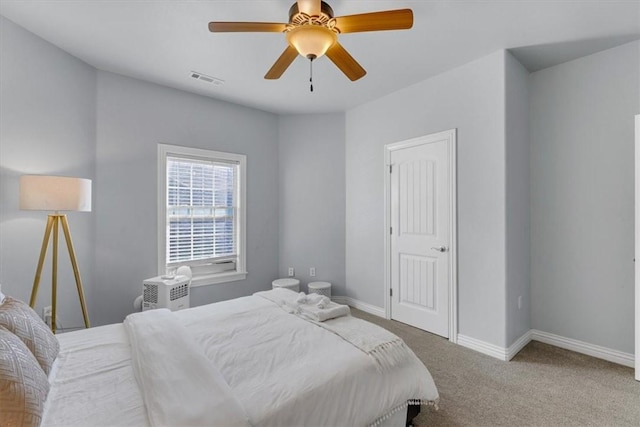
(0, 297, 59, 375)
(0, 326, 50, 427)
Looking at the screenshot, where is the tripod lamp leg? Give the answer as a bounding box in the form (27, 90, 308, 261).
(60, 215, 90, 328)
(51, 216, 59, 334)
(29, 215, 55, 308)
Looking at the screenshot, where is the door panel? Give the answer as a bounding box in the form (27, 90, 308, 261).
(399, 253, 435, 309)
(390, 135, 450, 337)
(399, 160, 435, 236)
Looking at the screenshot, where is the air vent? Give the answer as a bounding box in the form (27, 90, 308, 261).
(190, 71, 224, 86)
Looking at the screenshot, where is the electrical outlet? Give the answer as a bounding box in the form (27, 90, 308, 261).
(43, 306, 52, 327)
(310, 267, 316, 277)
(288, 267, 294, 277)
(518, 296, 522, 310)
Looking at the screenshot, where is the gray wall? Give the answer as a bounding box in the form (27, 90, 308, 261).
(94, 71, 279, 325)
(0, 16, 96, 329)
(505, 51, 531, 345)
(530, 41, 639, 354)
(3, 13, 637, 356)
(277, 114, 346, 294)
(345, 51, 509, 347)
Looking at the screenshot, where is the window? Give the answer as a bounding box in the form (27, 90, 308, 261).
(158, 144, 246, 286)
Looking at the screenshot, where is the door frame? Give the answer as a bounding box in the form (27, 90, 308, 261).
(635, 114, 639, 381)
(383, 128, 458, 343)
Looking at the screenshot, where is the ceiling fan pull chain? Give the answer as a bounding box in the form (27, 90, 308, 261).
(309, 57, 314, 92)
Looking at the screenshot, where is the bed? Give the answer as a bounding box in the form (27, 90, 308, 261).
(1, 288, 439, 427)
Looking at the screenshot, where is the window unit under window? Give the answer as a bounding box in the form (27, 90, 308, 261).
(158, 144, 247, 286)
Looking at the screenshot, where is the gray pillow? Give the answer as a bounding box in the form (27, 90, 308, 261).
(0, 297, 59, 375)
(0, 326, 50, 427)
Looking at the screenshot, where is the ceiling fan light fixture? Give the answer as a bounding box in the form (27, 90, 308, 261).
(209, 1, 413, 82)
(286, 25, 337, 59)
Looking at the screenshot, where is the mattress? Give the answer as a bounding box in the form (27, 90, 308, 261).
(43, 294, 438, 426)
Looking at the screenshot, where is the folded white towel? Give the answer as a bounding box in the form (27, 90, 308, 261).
(298, 302, 350, 322)
(316, 296, 331, 309)
(296, 292, 330, 306)
(255, 289, 348, 322)
(304, 293, 328, 305)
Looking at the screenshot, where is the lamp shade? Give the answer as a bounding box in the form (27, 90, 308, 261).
(20, 175, 92, 212)
(286, 25, 337, 59)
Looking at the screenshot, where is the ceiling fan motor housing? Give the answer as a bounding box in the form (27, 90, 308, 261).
(288, 1, 335, 22)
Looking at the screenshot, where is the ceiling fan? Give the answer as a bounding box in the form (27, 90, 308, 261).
(208, 0, 413, 85)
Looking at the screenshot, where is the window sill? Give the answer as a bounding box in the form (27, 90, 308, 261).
(191, 271, 247, 287)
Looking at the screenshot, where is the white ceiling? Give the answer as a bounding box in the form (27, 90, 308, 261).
(1, 1, 638, 114)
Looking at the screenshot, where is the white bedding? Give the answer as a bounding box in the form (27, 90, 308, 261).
(43, 294, 438, 427)
(43, 324, 148, 427)
(125, 309, 250, 427)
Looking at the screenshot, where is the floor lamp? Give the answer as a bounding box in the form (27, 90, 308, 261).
(20, 175, 92, 333)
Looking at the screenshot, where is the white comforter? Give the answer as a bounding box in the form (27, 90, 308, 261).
(124, 309, 250, 427)
(43, 294, 439, 427)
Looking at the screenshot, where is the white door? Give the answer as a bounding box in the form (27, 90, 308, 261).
(388, 131, 454, 338)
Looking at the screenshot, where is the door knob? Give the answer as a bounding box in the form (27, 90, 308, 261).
(431, 246, 447, 253)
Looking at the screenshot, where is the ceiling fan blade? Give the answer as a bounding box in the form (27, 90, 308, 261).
(265, 45, 299, 79)
(325, 42, 366, 81)
(208, 22, 287, 33)
(334, 9, 413, 34)
(297, 0, 321, 16)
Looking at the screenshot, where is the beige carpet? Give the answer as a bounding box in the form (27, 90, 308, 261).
(352, 309, 640, 426)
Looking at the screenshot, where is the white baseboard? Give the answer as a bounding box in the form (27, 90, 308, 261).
(332, 293, 634, 368)
(457, 332, 532, 361)
(457, 329, 634, 368)
(530, 329, 634, 368)
(332, 296, 385, 318)
(457, 334, 510, 361)
(507, 330, 533, 361)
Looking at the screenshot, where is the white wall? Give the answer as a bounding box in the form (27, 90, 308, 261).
(505, 51, 531, 345)
(346, 51, 510, 347)
(0, 16, 96, 329)
(530, 41, 640, 354)
(94, 71, 280, 325)
(277, 114, 346, 294)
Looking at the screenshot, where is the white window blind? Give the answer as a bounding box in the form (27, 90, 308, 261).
(166, 156, 237, 266)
